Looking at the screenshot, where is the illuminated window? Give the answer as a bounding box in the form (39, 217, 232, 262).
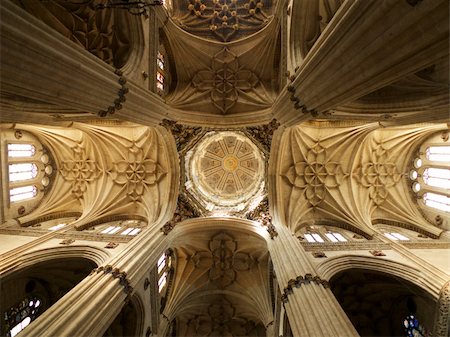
(4, 296, 41, 337)
(99, 220, 143, 236)
(9, 163, 38, 182)
(158, 250, 172, 293)
(423, 168, 450, 189)
(48, 223, 66, 231)
(325, 232, 347, 242)
(411, 138, 450, 213)
(423, 192, 450, 213)
(101, 226, 121, 234)
(156, 51, 165, 93)
(8, 144, 36, 158)
(426, 146, 450, 162)
(384, 232, 409, 241)
(304, 233, 324, 243)
(9, 185, 37, 202)
(404, 314, 427, 337)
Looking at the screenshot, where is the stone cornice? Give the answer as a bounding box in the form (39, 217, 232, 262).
(0, 228, 133, 243)
(301, 240, 450, 251)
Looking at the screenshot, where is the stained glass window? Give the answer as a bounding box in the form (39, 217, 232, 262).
(156, 51, 165, 92)
(404, 315, 426, 337)
(4, 296, 41, 337)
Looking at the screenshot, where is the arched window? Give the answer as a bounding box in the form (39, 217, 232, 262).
(5, 138, 54, 207)
(9, 186, 38, 203)
(404, 314, 427, 337)
(410, 138, 450, 213)
(8, 144, 36, 158)
(156, 50, 165, 94)
(4, 296, 41, 337)
(157, 250, 173, 293)
(9, 163, 38, 182)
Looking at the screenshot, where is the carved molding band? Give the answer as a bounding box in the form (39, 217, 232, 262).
(433, 280, 450, 337)
(98, 69, 129, 117)
(287, 84, 318, 117)
(280, 274, 330, 303)
(90, 265, 133, 295)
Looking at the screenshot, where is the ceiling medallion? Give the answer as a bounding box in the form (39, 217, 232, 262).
(185, 131, 265, 215)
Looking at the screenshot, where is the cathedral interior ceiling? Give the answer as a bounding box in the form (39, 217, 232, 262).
(167, 228, 272, 335)
(275, 121, 447, 238)
(10, 123, 178, 230)
(163, 15, 279, 117)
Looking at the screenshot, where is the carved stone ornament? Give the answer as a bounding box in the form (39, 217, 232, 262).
(160, 194, 201, 235)
(433, 281, 450, 337)
(98, 70, 129, 117)
(369, 250, 386, 257)
(16, 1, 131, 68)
(105, 242, 119, 249)
(246, 197, 278, 239)
(192, 48, 263, 114)
(312, 251, 327, 258)
(91, 265, 133, 295)
(160, 119, 203, 152)
(281, 274, 330, 303)
(245, 119, 280, 153)
(110, 142, 166, 202)
(59, 239, 75, 245)
(283, 142, 347, 207)
(175, 0, 273, 42)
(354, 143, 403, 206)
(60, 145, 101, 199)
(191, 232, 255, 289)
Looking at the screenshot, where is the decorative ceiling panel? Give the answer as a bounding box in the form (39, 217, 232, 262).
(172, 0, 274, 42)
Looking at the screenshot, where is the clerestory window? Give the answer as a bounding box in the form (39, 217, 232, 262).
(410, 143, 450, 213)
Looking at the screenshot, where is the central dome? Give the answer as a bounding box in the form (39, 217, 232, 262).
(185, 131, 265, 213)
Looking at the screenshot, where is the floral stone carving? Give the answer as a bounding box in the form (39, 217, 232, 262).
(60, 145, 101, 199)
(110, 143, 166, 202)
(191, 232, 255, 288)
(354, 143, 403, 205)
(177, 0, 273, 42)
(192, 48, 262, 114)
(283, 142, 346, 207)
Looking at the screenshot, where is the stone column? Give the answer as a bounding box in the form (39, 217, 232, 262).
(267, 224, 359, 337)
(22, 225, 169, 337)
(286, 0, 449, 113)
(0, 1, 166, 125)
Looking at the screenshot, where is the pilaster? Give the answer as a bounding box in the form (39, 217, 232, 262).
(268, 225, 359, 337)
